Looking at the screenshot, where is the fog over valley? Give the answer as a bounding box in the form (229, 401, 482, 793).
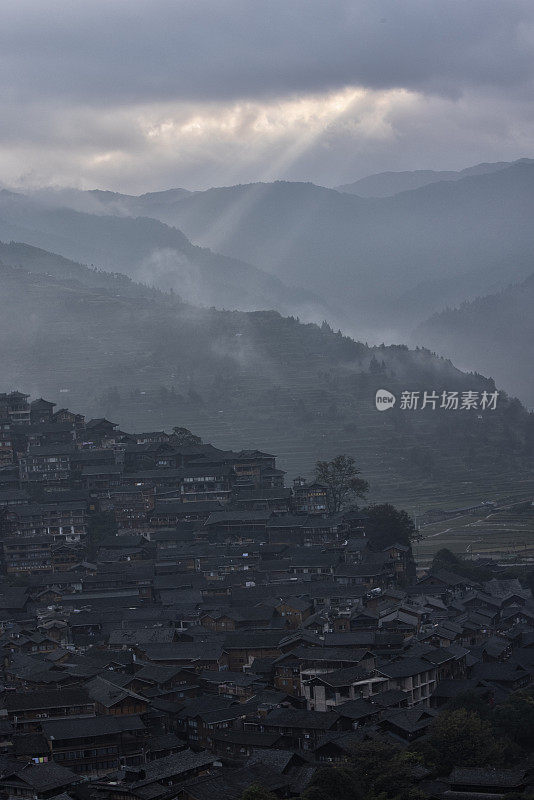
(2, 5, 534, 796)
(4, 156, 534, 406)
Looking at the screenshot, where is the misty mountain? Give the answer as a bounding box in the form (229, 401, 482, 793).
(416, 273, 534, 408)
(1, 248, 532, 511)
(14, 160, 534, 343)
(0, 241, 183, 303)
(0, 191, 326, 319)
(117, 161, 534, 336)
(30, 186, 194, 217)
(335, 159, 530, 197)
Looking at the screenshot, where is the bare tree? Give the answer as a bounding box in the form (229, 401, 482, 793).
(314, 454, 369, 513)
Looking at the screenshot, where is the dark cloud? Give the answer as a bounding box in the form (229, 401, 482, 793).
(0, 1, 533, 190)
(1, 0, 533, 105)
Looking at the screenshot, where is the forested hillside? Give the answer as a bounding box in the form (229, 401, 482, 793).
(417, 273, 534, 407)
(0, 193, 325, 320)
(1, 249, 533, 513)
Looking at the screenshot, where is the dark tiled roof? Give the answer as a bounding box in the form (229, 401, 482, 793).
(449, 767, 527, 788)
(379, 657, 433, 678)
(81, 464, 123, 475)
(208, 730, 280, 747)
(336, 699, 378, 719)
(141, 643, 222, 662)
(382, 707, 437, 733)
(25, 445, 75, 457)
(432, 679, 479, 698)
(224, 631, 284, 649)
(4, 687, 90, 711)
(371, 689, 407, 708)
(264, 708, 340, 730)
(323, 632, 375, 647)
(86, 676, 145, 707)
(181, 764, 288, 800)
(42, 714, 145, 740)
(2, 762, 78, 791)
(153, 501, 224, 514)
(471, 663, 529, 682)
(205, 511, 272, 525)
(314, 666, 372, 688)
(130, 750, 216, 786)
(176, 697, 236, 719)
(200, 670, 262, 687)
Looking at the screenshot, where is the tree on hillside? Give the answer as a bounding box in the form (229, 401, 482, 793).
(171, 426, 202, 446)
(314, 455, 369, 513)
(446, 689, 494, 719)
(301, 765, 361, 800)
(432, 547, 461, 572)
(426, 709, 505, 773)
(370, 751, 426, 800)
(524, 412, 534, 457)
(525, 569, 534, 597)
(241, 785, 278, 800)
(491, 689, 534, 750)
(363, 503, 415, 549)
(431, 547, 494, 582)
(348, 741, 401, 791)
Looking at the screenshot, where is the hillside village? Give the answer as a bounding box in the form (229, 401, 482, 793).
(3, 0, 534, 797)
(3, 248, 534, 517)
(0, 391, 533, 799)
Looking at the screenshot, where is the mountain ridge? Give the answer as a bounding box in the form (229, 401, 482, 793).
(1, 245, 533, 512)
(335, 158, 534, 197)
(4, 162, 534, 407)
(416, 272, 534, 407)
(0, 191, 327, 320)
(140, 162, 534, 334)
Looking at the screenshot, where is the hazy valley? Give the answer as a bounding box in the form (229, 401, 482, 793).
(1, 241, 533, 514)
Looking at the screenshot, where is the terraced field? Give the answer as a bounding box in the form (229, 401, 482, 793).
(413, 503, 534, 568)
(95, 374, 534, 513)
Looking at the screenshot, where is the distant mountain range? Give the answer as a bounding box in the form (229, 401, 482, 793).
(0, 190, 327, 320)
(30, 185, 194, 216)
(416, 273, 534, 407)
(8, 161, 534, 337)
(1, 243, 533, 511)
(4, 158, 534, 405)
(113, 161, 534, 335)
(335, 159, 534, 197)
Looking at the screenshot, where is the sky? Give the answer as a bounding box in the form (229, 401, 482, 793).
(1, 0, 534, 193)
